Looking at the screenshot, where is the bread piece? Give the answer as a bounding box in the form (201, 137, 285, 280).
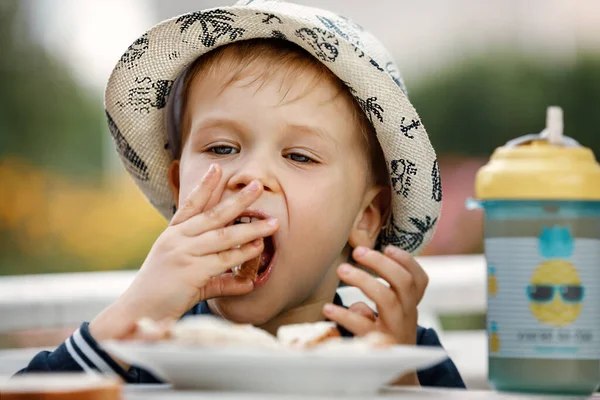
(312, 331, 396, 353)
(1, 373, 121, 400)
(171, 315, 280, 349)
(361, 331, 396, 348)
(124, 317, 173, 342)
(277, 322, 341, 348)
(233, 241, 263, 281)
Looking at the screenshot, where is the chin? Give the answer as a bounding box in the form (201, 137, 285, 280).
(207, 294, 283, 326)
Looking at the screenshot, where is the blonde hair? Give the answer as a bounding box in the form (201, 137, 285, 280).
(177, 38, 388, 185)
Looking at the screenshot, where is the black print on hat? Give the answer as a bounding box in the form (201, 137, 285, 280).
(256, 12, 282, 24)
(390, 159, 417, 198)
(381, 215, 436, 252)
(271, 30, 287, 40)
(400, 116, 421, 139)
(295, 27, 339, 62)
(105, 111, 150, 182)
(117, 76, 174, 114)
(176, 10, 246, 48)
(345, 84, 384, 124)
(316, 15, 384, 72)
(369, 58, 384, 72)
(118, 33, 149, 70)
(316, 15, 362, 48)
(431, 159, 442, 202)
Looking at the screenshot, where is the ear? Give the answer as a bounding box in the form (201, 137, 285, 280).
(168, 160, 181, 205)
(349, 185, 392, 249)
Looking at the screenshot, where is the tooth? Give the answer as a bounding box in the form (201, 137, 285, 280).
(241, 217, 251, 223)
(251, 217, 259, 223)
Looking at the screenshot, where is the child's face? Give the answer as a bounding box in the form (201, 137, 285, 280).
(172, 60, 378, 325)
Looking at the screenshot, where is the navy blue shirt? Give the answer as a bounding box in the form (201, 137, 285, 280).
(17, 293, 465, 388)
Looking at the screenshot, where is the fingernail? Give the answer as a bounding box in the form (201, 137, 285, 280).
(247, 180, 260, 192)
(355, 246, 369, 257)
(339, 264, 352, 275)
(266, 218, 278, 227)
(323, 304, 335, 314)
(202, 164, 217, 181)
(385, 245, 399, 256)
(252, 238, 263, 247)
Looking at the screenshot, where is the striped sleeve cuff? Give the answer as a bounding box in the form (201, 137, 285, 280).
(64, 322, 139, 383)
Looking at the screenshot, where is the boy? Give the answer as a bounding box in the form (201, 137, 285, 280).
(19, 0, 464, 388)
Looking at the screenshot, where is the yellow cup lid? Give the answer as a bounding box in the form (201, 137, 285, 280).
(475, 107, 600, 201)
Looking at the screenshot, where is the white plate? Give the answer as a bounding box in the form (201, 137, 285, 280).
(102, 341, 448, 395)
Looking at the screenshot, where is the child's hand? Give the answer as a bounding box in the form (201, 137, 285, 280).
(322, 246, 429, 385)
(90, 164, 279, 341)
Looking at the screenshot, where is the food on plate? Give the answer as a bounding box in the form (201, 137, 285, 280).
(126, 317, 174, 342)
(276, 321, 341, 348)
(123, 315, 396, 351)
(362, 331, 397, 348)
(0, 373, 121, 400)
(171, 316, 280, 349)
(314, 331, 396, 352)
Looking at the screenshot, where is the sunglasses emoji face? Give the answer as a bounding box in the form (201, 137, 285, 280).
(527, 284, 584, 303)
(528, 260, 584, 327)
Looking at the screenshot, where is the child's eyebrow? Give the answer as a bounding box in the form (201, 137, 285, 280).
(189, 117, 248, 141)
(189, 118, 338, 147)
(285, 123, 338, 147)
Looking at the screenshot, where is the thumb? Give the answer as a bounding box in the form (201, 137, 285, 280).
(198, 273, 254, 300)
(348, 302, 377, 322)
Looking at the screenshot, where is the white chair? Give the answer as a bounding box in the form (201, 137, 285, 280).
(0, 270, 136, 377)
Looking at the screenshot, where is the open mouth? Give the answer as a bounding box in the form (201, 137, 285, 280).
(229, 211, 276, 284)
(257, 235, 275, 277)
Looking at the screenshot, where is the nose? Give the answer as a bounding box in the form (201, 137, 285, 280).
(227, 158, 281, 193)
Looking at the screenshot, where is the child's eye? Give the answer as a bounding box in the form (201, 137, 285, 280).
(285, 153, 315, 163)
(208, 145, 239, 155)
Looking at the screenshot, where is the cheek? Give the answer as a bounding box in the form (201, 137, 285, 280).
(177, 156, 212, 202)
(283, 173, 363, 265)
(288, 174, 362, 228)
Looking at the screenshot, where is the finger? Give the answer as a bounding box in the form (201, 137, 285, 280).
(187, 218, 279, 256)
(352, 247, 417, 310)
(182, 180, 264, 236)
(198, 273, 254, 301)
(323, 303, 376, 336)
(337, 264, 404, 329)
(348, 302, 377, 322)
(170, 164, 221, 226)
(384, 246, 429, 304)
(200, 238, 265, 278)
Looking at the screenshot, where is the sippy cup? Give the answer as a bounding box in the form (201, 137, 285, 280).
(471, 107, 600, 394)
